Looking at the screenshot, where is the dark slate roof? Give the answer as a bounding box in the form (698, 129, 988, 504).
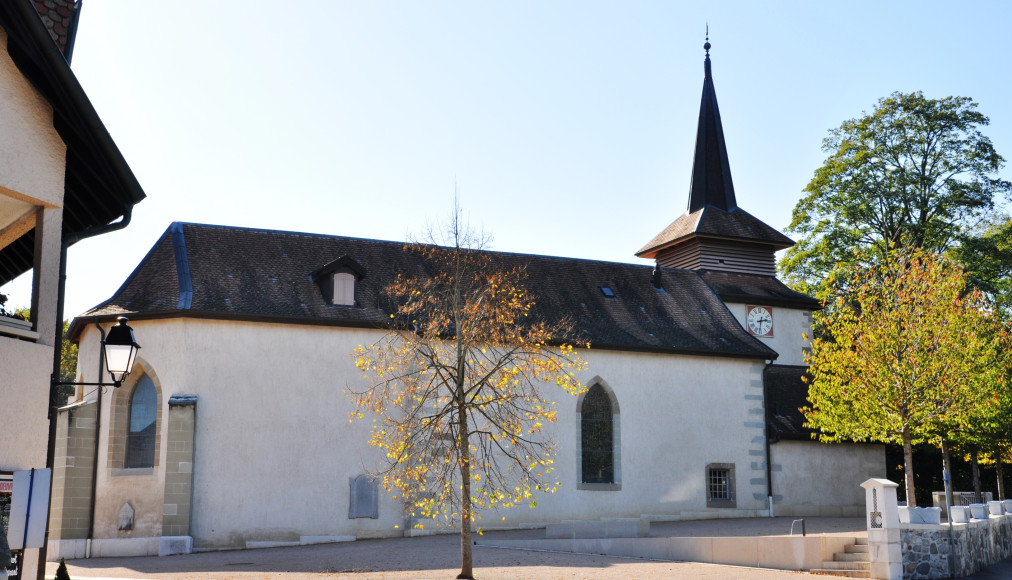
(699, 271, 823, 310)
(688, 43, 736, 213)
(636, 42, 794, 261)
(636, 207, 795, 259)
(764, 365, 815, 441)
(0, 1, 145, 285)
(70, 222, 778, 361)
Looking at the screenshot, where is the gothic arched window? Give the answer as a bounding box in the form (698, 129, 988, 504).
(580, 383, 614, 484)
(125, 374, 157, 468)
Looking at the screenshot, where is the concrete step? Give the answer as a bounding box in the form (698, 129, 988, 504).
(855, 538, 868, 545)
(844, 544, 870, 554)
(809, 570, 871, 578)
(821, 561, 871, 570)
(834, 552, 870, 563)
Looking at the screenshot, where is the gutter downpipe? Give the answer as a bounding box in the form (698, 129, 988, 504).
(84, 322, 106, 559)
(39, 207, 133, 576)
(763, 359, 775, 518)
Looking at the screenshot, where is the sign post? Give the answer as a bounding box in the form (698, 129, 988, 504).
(6, 469, 51, 551)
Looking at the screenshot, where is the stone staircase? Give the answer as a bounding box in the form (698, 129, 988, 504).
(811, 538, 870, 578)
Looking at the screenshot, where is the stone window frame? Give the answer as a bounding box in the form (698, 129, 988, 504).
(576, 376, 621, 491)
(705, 463, 736, 508)
(108, 360, 162, 475)
(125, 374, 157, 468)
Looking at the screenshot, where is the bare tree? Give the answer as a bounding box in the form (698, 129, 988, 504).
(349, 205, 588, 579)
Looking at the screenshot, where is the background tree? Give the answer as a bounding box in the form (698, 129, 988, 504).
(58, 319, 79, 404)
(349, 209, 587, 579)
(804, 251, 1008, 506)
(953, 216, 1012, 315)
(780, 91, 1011, 299)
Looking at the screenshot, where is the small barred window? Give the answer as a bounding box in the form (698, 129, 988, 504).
(705, 463, 736, 508)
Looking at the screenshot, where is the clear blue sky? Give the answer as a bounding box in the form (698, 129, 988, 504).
(4, 0, 1012, 319)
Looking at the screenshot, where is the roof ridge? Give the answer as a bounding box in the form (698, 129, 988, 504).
(170, 223, 193, 309)
(74, 225, 176, 318)
(174, 222, 659, 271)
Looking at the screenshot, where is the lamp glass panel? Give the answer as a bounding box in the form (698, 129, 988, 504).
(105, 343, 136, 375)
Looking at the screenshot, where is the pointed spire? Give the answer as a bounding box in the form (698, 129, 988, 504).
(687, 35, 737, 213)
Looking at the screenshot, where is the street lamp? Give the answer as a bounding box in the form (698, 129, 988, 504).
(102, 317, 141, 385)
(54, 316, 141, 389)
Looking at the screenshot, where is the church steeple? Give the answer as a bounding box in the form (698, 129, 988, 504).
(688, 37, 737, 213)
(636, 36, 795, 275)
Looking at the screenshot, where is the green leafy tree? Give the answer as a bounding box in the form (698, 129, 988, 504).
(781, 91, 1011, 299)
(58, 319, 79, 404)
(804, 251, 1009, 506)
(349, 209, 587, 579)
(55, 557, 71, 580)
(953, 216, 1012, 315)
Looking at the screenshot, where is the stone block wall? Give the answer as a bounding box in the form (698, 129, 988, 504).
(49, 401, 97, 540)
(901, 515, 1012, 579)
(161, 396, 196, 537)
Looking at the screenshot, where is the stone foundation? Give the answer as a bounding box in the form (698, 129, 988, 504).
(901, 515, 1012, 579)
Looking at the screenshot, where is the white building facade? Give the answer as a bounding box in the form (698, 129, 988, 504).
(1, 2, 145, 577)
(49, 44, 883, 559)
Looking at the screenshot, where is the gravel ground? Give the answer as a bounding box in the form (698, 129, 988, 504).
(42, 517, 1012, 579)
(45, 534, 828, 580)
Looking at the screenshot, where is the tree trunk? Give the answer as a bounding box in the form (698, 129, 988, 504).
(971, 448, 982, 503)
(997, 449, 1006, 501)
(941, 439, 955, 521)
(902, 428, 917, 507)
(457, 396, 473, 579)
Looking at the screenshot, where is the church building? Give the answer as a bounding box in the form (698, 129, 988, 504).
(48, 42, 884, 559)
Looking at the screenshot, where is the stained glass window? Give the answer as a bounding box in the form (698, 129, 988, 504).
(581, 384, 613, 484)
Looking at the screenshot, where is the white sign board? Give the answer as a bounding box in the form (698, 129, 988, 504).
(6, 468, 51, 550)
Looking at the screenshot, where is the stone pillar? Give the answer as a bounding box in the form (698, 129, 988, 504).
(160, 395, 196, 556)
(49, 401, 98, 547)
(30, 206, 62, 347)
(862, 478, 902, 580)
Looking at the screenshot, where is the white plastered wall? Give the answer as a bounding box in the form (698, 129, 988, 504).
(771, 440, 886, 516)
(0, 24, 68, 580)
(0, 27, 66, 209)
(74, 313, 880, 553)
(0, 24, 66, 473)
(725, 302, 813, 366)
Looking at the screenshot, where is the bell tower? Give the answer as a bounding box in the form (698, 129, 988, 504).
(637, 39, 794, 276)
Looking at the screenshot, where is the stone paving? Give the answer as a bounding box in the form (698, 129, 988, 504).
(42, 517, 1012, 579)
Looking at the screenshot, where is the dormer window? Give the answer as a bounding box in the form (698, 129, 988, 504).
(311, 255, 366, 307)
(333, 272, 355, 306)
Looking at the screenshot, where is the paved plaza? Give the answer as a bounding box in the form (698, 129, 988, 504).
(43, 517, 1012, 579)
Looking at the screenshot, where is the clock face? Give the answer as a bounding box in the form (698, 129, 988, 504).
(747, 305, 774, 337)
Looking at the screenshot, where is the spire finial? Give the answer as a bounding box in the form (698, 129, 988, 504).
(704, 23, 710, 56)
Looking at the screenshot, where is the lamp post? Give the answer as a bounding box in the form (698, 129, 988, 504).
(53, 316, 141, 390)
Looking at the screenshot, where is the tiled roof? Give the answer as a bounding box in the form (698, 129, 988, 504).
(637, 207, 795, 259)
(698, 271, 823, 310)
(764, 365, 815, 441)
(32, 0, 79, 57)
(72, 222, 778, 360)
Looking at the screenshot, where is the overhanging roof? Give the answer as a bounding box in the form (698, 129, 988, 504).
(0, 0, 145, 285)
(70, 222, 778, 362)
